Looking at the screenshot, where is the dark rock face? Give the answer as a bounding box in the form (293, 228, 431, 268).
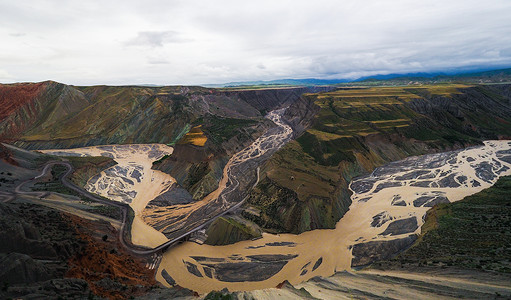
(438, 174, 460, 188)
(371, 211, 393, 227)
(351, 179, 377, 194)
(148, 185, 193, 206)
(475, 162, 497, 183)
(497, 149, 511, 164)
(246, 254, 298, 262)
(184, 261, 203, 277)
(413, 195, 450, 207)
(219, 87, 314, 112)
(265, 241, 296, 247)
(456, 175, 468, 185)
(283, 92, 322, 135)
(380, 217, 418, 236)
(192, 254, 298, 282)
(312, 257, 323, 271)
(391, 195, 407, 206)
(0, 253, 52, 284)
(190, 256, 226, 263)
(351, 235, 418, 268)
(203, 267, 213, 278)
(410, 181, 433, 187)
(373, 182, 402, 193)
(204, 261, 289, 282)
(0, 202, 80, 260)
(394, 170, 431, 181)
(161, 269, 176, 286)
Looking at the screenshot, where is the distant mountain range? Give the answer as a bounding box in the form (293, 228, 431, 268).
(207, 67, 511, 87)
(203, 78, 351, 87)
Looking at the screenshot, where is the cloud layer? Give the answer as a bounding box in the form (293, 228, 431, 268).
(1, 0, 510, 85)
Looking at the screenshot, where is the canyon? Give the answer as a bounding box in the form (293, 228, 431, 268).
(1, 81, 511, 299)
(155, 140, 511, 293)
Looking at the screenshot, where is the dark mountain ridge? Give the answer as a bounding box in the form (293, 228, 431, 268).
(206, 67, 511, 87)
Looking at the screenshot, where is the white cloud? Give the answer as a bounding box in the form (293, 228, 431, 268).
(0, 0, 510, 85)
(0, 69, 14, 82)
(124, 31, 191, 47)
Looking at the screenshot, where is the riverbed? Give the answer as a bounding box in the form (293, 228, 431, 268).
(40, 144, 174, 247)
(39, 138, 511, 293)
(155, 140, 511, 293)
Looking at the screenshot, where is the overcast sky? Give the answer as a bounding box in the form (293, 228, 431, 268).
(1, 0, 511, 85)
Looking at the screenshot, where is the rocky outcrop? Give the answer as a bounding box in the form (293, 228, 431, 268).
(0, 253, 52, 284)
(217, 87, 314, 112)
(0, 200, 157, 300)
(204, 216, 262, 245)
(0, 202, 81, 260)
(380, 217, 418, 236)
(351, 235, 418, 268)
(153, 124, 266, 201)
(283, 93, 321, 136)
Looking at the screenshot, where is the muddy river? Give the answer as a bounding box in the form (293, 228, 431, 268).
(40, 144, 174, 247)
(156, 140, 511, 293)
(41, 139, 511, 293)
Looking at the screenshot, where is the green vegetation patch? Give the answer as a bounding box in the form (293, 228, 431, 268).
(65, 156, 117, 187)
(85, 205, 122, 220)
(205, 216, 262, 245)
(199, 116, 259, 145)
(246, 141, 348, 233)
(33, 164, 89, 201)
(381, 176, 511, 273)
(204, 291, 236, 300)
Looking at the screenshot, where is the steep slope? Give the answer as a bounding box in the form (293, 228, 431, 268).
(0, 83, 321, 149)
(0, 83, 318, 205)
(0, 144, 163, 299)
(204, 216, 262, 246)
(377, 175, 511, 273)
(0, 81, 73, 140)
(1, 83, 208, 148)
(150, 87, 325, 202)
(152, 116, 272, 201)
(245, 84, 511, 234)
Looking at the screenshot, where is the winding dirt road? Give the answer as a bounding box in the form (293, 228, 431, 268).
(10, 161, 174, 255)
(6, 108, 294, 259)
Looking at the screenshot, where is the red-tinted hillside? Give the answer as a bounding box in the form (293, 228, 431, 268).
(0, 82, 47, 121)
